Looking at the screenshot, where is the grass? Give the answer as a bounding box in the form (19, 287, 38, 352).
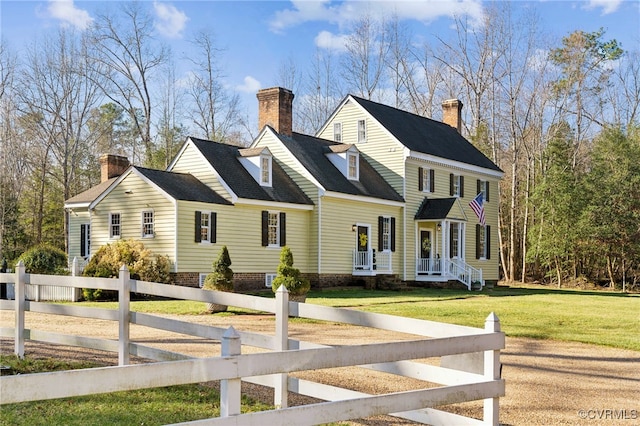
(1, 283, 637, 425)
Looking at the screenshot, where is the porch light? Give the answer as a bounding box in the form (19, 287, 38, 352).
(352, 224, 357, 232)
(437, 223, 442, 232)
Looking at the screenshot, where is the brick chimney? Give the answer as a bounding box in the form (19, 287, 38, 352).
(257, 87, 294, 137)
(99, 154, 130, 182)
(442, 99, 463, 134)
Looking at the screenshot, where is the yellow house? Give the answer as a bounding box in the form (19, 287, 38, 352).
(66, 87, 502, 290)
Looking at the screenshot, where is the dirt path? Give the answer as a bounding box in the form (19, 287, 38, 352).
(1, 311, 639, 425)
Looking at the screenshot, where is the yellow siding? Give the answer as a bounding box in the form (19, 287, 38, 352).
(68, 210, 90, 260)
(317, 100, 406, 195)
(319, 197, 403, 274)
(91, 172, 176, 265)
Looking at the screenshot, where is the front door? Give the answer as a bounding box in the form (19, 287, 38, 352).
(355, 225, 370, 270)
(420, 229, 432, 260)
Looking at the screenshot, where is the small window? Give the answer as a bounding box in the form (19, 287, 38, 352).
(265, 273, 276, 288)
(109, 213, 121, 239)
(260, 155, 272, 186)
(334, 122, 342, 142)
(262, 211, 286, 247)
(476, 224, 491, 260)
(478, 179, 489, 202)
(450, 174, 464, 197)
(142, 210, 154, 238)
(419, 167, 434, 192)
(199, 273, 208, 288)
(347, 152, 358, 180)
(450, 222, 461, 258)
(357, 119, 366, 143)
(195, 211, 216, 243)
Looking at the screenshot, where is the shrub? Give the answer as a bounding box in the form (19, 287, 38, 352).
(271, 246, 310, 297)
(203, 246, 234, 313)
(82, 239, 171, 300)
(17, 244, 68, 275)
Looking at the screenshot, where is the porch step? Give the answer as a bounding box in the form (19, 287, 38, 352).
(376, 274, 405, 290)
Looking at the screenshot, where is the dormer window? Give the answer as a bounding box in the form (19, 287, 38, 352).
(260, 155, 272, 186)
(238, 147, 272, 187)
(347, 152, 358, 180)
(326, 144, 360, 181)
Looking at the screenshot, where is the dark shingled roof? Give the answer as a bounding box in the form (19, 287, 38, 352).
(350, 96, 503, 172)
(279, 131, 404, 202)
(415, 197, 458, 220)
(189, 137, 313, 205)
(65, 178, 117, 205)
(134, 167, 232, 205)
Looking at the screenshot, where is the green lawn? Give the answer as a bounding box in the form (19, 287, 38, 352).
(75, 283, 639, 351)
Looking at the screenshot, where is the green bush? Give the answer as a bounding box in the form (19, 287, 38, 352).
(17, 244, 68, 275)
(203, 246, 234, 292)
(82, 239, 171, 300)
(271, 246, 310, 296)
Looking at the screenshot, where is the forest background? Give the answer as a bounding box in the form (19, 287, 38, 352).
(1, 2, 638, 290)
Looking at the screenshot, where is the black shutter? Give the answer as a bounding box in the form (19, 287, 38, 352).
(80, 224, 86, 257)
(210, 212, 217, 243)
(486, 181, 490, 202)
(449, 224, 455, 258)
(477, 179, 481, 196)
(279, 212, 286, 246)
(429, 169, 435, 192)
(449, 173, 454, 196)
(476, 224, 481, 259)
(390, 217, 396, 252)
(261, 211, 268, 246)
(486, 225, 491, 259)
(460, 176, 464, 198)
(195, 211, 202, 242)
(418, 168, 424, 191)
(378, 216, 383, 251)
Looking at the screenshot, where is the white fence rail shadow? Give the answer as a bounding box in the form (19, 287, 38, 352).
(0, 261, 505, 425)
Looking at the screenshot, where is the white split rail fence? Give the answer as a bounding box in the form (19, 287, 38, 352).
(0, 261, 505, 425)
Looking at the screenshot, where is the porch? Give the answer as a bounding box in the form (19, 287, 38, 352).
(352, 249, 392, 276)
(416, 257, 483, 291)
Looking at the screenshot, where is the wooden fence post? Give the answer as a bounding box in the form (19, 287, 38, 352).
(220, 326, 241, 417)
(14, 261, 26, 358)
(484, 312, 501, 425)
(118, 264, 130, 366)
(274, 284, 289, 408)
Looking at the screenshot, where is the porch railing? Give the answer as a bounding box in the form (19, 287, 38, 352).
(352, 250, 392, 273)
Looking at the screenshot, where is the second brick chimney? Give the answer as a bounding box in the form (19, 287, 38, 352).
(257, 87, 294, 137)
(99, 154, 130, 183)
(442, 99, 463, 134)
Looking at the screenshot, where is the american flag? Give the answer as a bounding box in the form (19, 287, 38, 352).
(469, 192, 486, 226)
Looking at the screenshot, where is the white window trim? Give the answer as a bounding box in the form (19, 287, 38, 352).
(265, 273, 277, 288)
(260, 154, 272, 187)
(422, 168, 432, 193)
(347, 151, 359, 180)
(267, 211, 280, 247)
(199, 273, 208, 288)
(357, 119, 367, 143)
(381, 216, 391, 252)
(453, 175, 462, 197)
(480, 180, 489, 202)
(334, 122, 342, 142)
(479, 225, 488, 260)
(109, 212, 121, 239)
(199, 211, 212, 244)
(142, 210, 154, 238)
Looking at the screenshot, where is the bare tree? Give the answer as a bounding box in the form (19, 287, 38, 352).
(89, 2, 169, 165)
(404, 42, 445, 118)
(185, 30, 242, 143)
(341, 14, 389, 101)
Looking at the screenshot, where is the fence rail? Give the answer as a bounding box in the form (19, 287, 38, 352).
(0, 261, 504, 425)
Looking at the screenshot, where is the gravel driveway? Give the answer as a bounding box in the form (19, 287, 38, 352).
(1, 311, 638, 425)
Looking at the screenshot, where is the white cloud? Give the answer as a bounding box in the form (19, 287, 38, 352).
(236, 76, 261, 94)
(153, 1, 189, 39)
(314, 30, 349, 52)
(584, 0, 623, 15)
(46, 0, 93, 30)
(269, 0, 484, 33)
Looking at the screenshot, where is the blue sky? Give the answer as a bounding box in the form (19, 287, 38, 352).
(1, 0, 639, 126)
